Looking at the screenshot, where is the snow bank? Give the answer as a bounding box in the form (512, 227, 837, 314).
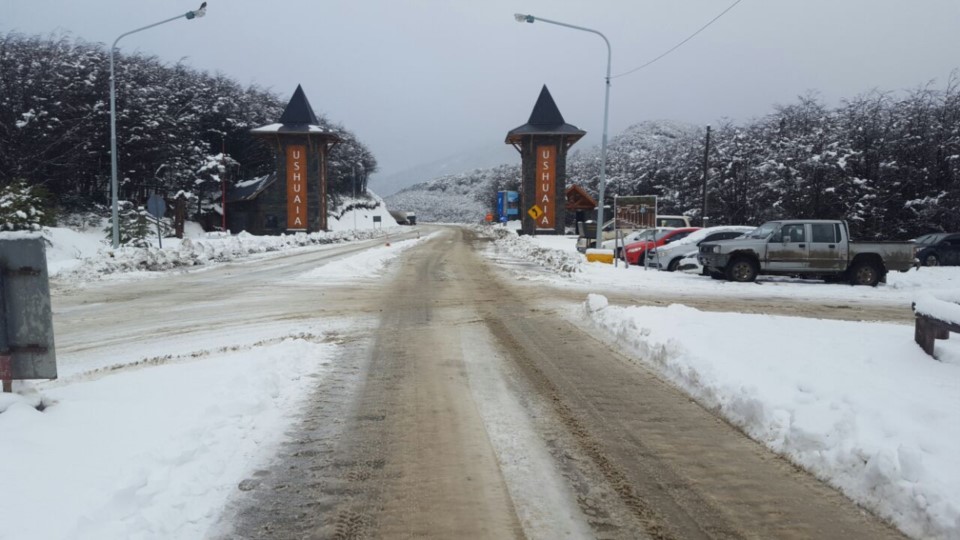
(583, 295, 960, 539)
(299, 234, 433, 283)
(0, 336, 336, 540)
(915, 290, 960, 326)
(55, 228, 397, 284)
(479, 226, 581, 274)
(327, 191, 399, 231)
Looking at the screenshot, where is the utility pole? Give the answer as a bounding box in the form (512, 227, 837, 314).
(352, 165, 357, 231)
(700, 125, 711, 227)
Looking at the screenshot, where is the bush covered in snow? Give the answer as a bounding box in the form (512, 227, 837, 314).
(0, 180, 52, 231)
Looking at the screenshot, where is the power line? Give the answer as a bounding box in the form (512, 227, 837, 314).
(612, 0, 743, 80)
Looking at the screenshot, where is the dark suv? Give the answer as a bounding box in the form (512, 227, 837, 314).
(915, 233, 960, 266)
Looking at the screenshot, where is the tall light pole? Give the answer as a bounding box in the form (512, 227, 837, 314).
(515, 13, 611, 247)
(109, 2, 208, 248)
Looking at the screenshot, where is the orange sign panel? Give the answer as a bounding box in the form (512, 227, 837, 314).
(535, 145, 557, 229)
(286, 145, 307, 230)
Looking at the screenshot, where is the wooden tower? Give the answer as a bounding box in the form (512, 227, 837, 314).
(250, 85, 340, 233)
(506, 85, 585, 235)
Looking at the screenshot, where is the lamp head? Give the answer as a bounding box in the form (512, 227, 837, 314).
(514, 13, 535, 23)
(186, 2, 207, 20)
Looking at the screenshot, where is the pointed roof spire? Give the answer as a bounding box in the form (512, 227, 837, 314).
(250, 84, 339, 139)
(527, 85, 566, 127)
(506, 85, 586, 144)
(278, 84, 319, 125)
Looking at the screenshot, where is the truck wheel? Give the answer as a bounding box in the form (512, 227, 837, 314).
(924, 253, 940, 267)
(850, 262, 881, 286)
(667, 258, 682, 272)
(726, 257, 758, 282)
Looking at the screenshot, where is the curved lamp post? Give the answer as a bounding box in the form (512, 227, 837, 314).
(514, 13, 611, 248)
(109, 2, 208, 248)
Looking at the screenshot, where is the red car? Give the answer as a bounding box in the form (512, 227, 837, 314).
(623, 227, 700, 265)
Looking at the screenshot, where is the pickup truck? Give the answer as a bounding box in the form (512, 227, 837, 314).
(698, 219, 917, 286)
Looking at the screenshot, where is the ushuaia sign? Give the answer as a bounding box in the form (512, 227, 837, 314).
(536, 145, 557, 229)
(286, 145, 307, 230)
(506, 85, 585, 235)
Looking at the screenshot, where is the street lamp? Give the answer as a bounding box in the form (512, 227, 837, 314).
(515, 13, 611, 248)
(109, 2, 208, 248)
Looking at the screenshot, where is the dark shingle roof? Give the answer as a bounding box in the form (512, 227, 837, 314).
(506, 85, 586, 144)
(227, 173, 276, 203)
(279, 84, 319, 125)
(250, 85, 340, 138)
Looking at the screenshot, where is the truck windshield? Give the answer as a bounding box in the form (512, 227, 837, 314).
(746, 222, 779, 239)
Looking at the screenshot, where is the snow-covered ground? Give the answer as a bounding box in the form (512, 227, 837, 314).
(480, 226, 960, 539)
(483, 227, 960, 308)
(0, 334, 339, 540)
(0, 227, 422, 540)
(582, 296, 960, 539)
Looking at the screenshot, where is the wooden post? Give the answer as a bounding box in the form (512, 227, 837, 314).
(175, 194, 186, 238)
(0, 355, 12, 393)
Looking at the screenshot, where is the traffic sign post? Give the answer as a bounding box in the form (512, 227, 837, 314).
(146, 194, 167, 249)
(527, 205, 543, 221)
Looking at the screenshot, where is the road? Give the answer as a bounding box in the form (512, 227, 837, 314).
(48, 226, 908, 538)
(183, 226, 902, 540)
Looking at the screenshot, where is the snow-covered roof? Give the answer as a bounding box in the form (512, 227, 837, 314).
(227, 173, 276, 203)
(250, 84, 340, 139)
(249, 123, 334, 135)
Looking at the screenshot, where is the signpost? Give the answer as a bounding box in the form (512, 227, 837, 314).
(527, 205, 544, 221)
(0, 236, 57, 390)
(146, 193, 166, 248)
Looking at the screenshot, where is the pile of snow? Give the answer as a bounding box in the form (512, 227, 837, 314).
(55, 228, 397, 284)
(0, 334, 337, 539)
(583, 294, 960, 539)
(915, 290, 960, 326)
(480, 226, 581, 274)
(299, 233, 435, 283)
(327, 191, 399, 231)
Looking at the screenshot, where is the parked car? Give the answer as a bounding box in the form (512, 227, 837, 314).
(623, 227, 700, 265)
(600, 228, 659, 256)
(646, 226, 755, 271)
(915, 232, 960, 266)
(698, 219, 917, 286)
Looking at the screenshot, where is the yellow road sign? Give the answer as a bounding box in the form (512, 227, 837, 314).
(527, 205, 543, 220)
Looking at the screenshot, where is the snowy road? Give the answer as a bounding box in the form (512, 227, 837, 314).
(221, 227, 904, 539)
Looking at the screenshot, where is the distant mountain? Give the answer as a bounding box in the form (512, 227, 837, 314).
(384, 164, 520, 223)
(383, 120, 699, 223)
(371, 143, 519, 196)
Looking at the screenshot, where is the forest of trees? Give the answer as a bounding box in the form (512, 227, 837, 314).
(0, 32, 377, 224)
(405, 81, 960, 239)
(567, 84, 960, 239)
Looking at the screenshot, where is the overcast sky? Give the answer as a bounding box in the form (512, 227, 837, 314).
(5, 0, 960, 190)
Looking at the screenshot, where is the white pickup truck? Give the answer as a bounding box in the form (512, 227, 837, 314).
(698, 219, 917, 286)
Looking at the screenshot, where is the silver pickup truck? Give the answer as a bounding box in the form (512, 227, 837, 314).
(698, 219, 917, 286)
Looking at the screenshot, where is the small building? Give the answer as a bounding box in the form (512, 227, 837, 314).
(226, 85, 340, 235)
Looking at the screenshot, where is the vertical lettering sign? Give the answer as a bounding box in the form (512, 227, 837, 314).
(536, 145, 557, 229)
(286, 145, 307, 230)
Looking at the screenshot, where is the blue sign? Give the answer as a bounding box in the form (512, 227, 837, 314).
(499, 215, 508, 223)
(505, 190, 519, 216)
(496, 191, 506, 220)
